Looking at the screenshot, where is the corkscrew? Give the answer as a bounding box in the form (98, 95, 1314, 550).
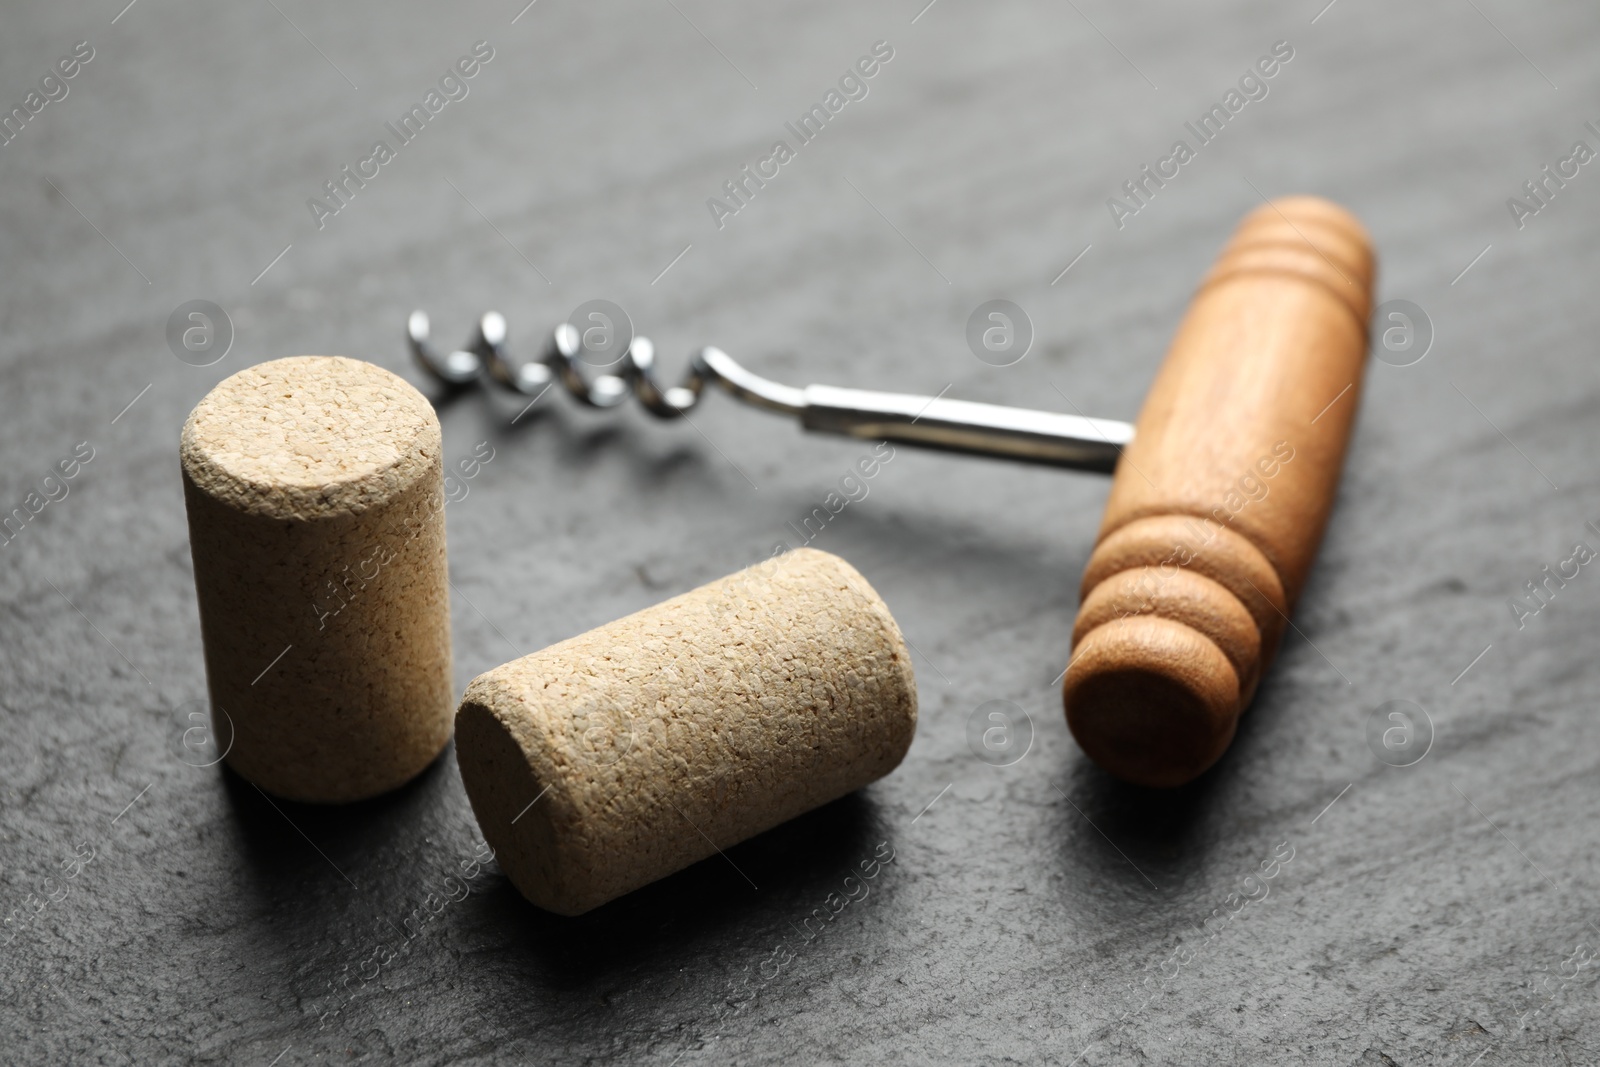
(406, 309, 1132, 472)
(407, 196, 1379, 790)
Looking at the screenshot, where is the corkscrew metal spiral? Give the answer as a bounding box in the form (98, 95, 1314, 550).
(407, 309, 1135, 473)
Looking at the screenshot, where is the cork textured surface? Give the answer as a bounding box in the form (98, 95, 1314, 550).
(456, 548, 916, 915)
(182, 355, 442, 520)
(3, 1, 1600, 1064)
(181, 356, 454, 802)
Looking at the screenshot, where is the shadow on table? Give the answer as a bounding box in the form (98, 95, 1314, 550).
(217, 743, 458, 898)
(219, 756, 887, 1027)
(1047, 740, 1239, 903)
(462, 789, 889, 988)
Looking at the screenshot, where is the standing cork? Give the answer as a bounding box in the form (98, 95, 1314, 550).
(455, 547, 916, 916)
(181, 356, 453, 803)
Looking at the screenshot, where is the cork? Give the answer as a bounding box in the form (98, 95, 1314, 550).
(455, 547, 916, 915)
(180, 356, 454, 804)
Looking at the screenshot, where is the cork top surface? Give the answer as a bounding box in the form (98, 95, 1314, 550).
(180, 356, 441, 520)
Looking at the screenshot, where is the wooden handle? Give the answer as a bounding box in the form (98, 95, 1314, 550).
(1063, 196, 1375, 787)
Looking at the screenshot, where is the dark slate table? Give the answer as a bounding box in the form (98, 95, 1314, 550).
(3, 1, 1598, 1063)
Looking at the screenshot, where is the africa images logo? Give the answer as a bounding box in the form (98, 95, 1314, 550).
(1105, 40, 1294, 229)
(306, 41, 495, 230)
(705, 40, 895, 230)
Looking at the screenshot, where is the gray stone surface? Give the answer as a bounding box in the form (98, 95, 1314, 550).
(2, 1, 1598, 1063)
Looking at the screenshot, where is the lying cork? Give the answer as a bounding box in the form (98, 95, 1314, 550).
(455, 547, 916, 915)
(180, 356, 454, 803)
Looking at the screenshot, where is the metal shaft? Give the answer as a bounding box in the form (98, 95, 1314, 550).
(409, 311, 1134, 474)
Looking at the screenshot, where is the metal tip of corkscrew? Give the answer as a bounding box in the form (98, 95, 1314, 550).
(407, 309, 804, 419)
(407, 310, 1133, 472)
